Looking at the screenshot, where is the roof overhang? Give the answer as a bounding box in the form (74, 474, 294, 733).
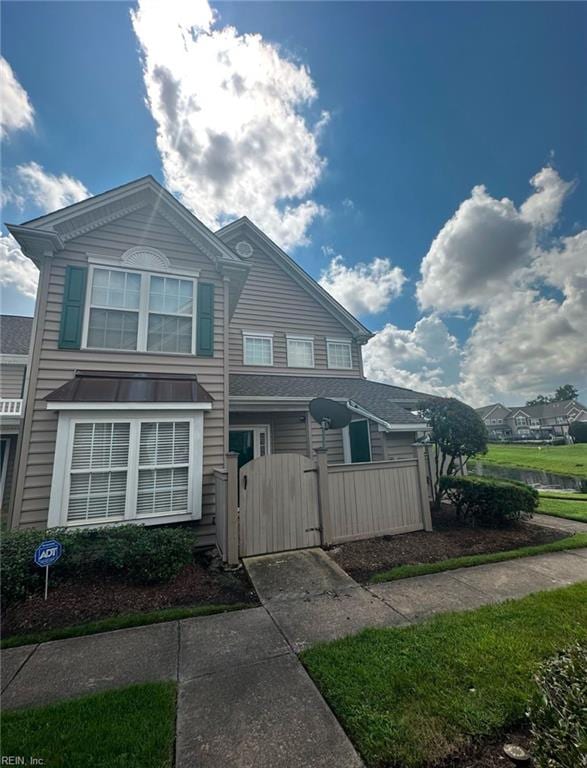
(6, 225, 64, 266)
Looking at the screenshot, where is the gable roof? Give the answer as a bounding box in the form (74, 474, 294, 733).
(522, 399, 587, 419)
(475, 403, 510, 419)
(6, 176, 250, 318)
(230, 373, 433, 427)
(216, 217, 372, 342)
(0, 314, 33, 356)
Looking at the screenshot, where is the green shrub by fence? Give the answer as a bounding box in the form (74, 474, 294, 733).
(439, 474, 538, 525)
(1, 525, 197, 606)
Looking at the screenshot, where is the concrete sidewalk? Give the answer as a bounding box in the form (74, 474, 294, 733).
(2, 546, 586, 767)
(532, 511, 587, 534)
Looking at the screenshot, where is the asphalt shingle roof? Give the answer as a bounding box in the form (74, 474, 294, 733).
(0, 315, 33, 356)
(230, 374, 433, 425)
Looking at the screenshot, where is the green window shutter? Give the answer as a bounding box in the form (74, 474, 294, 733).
(197, 282, 214, 357)
(58, 266, 87, 349)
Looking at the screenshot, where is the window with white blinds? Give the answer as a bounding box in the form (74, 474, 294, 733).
(68, 423, 130, 522)
(66, 419, 192, 524)
(137, 422, 190, 517)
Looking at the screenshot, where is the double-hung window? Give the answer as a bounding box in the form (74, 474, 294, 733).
(84, 266, 196, 354)
(327, 338, 353, 369)
(243, 332, 273, 366)
(287, 336, 314, 368)
(51, 414, 203, 527)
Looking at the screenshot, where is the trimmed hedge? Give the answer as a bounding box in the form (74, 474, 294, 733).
(0, 525, 198, 607)
(569, 421, 587, 444)
(529, 644, 587, 768)
(439, 474, 538, 525)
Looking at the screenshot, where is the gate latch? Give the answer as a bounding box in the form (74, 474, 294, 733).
(305, 526, 321, 532)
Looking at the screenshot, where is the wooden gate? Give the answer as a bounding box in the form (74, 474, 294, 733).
(239, 453, 321, 557)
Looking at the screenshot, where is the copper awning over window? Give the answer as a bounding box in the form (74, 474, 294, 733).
(45, 371, 214, 404)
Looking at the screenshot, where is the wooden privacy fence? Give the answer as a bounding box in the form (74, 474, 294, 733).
(215, 445, 432, 562)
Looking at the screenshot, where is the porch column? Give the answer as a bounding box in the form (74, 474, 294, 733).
(315, 448, 334, 546)
(226, 451, 240, 565)
(415, 443, 433, 531)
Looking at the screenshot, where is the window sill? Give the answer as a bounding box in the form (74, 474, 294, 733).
(73, 347, 209, 359)
(61, 511, 198, 528)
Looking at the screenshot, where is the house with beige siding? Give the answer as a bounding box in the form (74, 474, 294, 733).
(7, 176, 431, 548)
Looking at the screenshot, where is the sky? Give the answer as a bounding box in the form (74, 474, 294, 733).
(1, 0, 586, 406)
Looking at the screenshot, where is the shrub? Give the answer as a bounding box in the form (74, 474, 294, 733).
(439, 474, 538, 526)
(1, 525, 197, 606)
(528, 643, 587, 768)
(569, 421, 587, 444)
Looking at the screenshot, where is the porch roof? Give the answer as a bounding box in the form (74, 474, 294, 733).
(229, 373, 430, 426)
(45, 371, 214, 404)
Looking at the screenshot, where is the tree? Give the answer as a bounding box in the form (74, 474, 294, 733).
(527, 394, 550, 406)
(569, 421, 587, 444)
(418, 398, 488, 510)
(553, 384, 579, 402)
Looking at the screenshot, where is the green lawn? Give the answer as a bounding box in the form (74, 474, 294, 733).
(1, 602, 249, 649)
(477, 443, 587, 478)
(369, 533, 587, 583)
(0, 683, 176, 768)
(301, 584, 587, 768)
(538, 497, 587, 523)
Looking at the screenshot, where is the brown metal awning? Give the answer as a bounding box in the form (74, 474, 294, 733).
(45, 371, 213, 404)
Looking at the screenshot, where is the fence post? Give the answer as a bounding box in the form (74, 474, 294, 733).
(315, 448, 334, 546)
(226, 452, 240, 565)
(415, 444, 433, 531)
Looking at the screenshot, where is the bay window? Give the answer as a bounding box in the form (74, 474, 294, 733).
(48, 411, 205, 527)
(83, 266, 196, 354)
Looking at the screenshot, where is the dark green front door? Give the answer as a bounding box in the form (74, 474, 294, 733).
(349, 420, 372, 463)
(229, 430, 255, 470)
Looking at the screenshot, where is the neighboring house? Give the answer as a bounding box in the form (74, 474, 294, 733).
(477, 399, 587, 440)
(7, 176, 430, 543)
(0, 315, 33, 524)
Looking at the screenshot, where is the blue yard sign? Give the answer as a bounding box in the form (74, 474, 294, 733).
(34, 539, 62, 599)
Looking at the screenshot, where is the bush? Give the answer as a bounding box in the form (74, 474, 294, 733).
(439, 474, 538, 526)
(1, 525, 197, 606)
(528, 643, 587, 768)
(569, 421, 587, 444)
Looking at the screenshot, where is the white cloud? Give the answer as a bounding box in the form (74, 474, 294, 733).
(319, 254, 406, 315)
(0, 57, 34, 138)
(0, 234, 39, 299)
(416, 166, 574, 313)
(131, 0, 328, 250)
(9, 162, 89, 213)
(520, 166, 574, 230)
(363, 315, 461, 397)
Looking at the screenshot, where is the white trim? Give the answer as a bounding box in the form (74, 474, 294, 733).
(343, 419, 372, 464)
(87, 253, 200, 278)
(229, 424, 271, 458)
(47, 401, 212, 411)
(0, 354, 28, 366)
(326, 339, 353, 370)
(48, 409, 204, 528)
(0, 437, 9, 510)
(286, 335, 315, 368)
(240, 330, 274, 337)
(377, 423, 429, 431)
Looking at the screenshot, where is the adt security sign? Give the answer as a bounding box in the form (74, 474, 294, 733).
(34, 540, 62, 599)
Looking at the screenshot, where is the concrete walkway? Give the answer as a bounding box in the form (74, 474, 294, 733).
(2, 546, 586, 767)
(532, 511, 587, 534)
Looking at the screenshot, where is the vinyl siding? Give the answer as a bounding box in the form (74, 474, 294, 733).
(1, 435, 18, 525)
(230, 411, 310, 457)
(225, 238, 364, 376)
(382, 432, 418, 459)
(12, 208, 226, 544)
(0, 364, 25, 398)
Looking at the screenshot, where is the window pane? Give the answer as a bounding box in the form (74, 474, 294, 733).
(87, 308, 138, 350)
(137, 467, 189, 516)
(149, 276, 193, 315)
(147, 315, 192, 353)
(71, 423, 130, 470)
(139, 422, 190, 466)
(68, 471, 127, 522)
(91, 269, 140, 310)
(328, 342, 352, 369)
(288, 339, 314, 368)
(244, 336, 272, 365)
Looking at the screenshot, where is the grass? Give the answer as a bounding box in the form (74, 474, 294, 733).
(369, 532, 587, 583)
(538, 497, 587, 523)
(0, 682, 176, 768)
(539, 490, 587, 500)
(301, 583, 587, 768)
(476, 443, 587, 478)
(1, 602, 249, 649)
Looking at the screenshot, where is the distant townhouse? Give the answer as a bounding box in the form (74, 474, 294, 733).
(476, 399, 587, 441)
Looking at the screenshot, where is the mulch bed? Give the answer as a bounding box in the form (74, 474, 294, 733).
(2, 551, 258, 637)
(440, 727, 533, 768)
(328, 506, 568, 582)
